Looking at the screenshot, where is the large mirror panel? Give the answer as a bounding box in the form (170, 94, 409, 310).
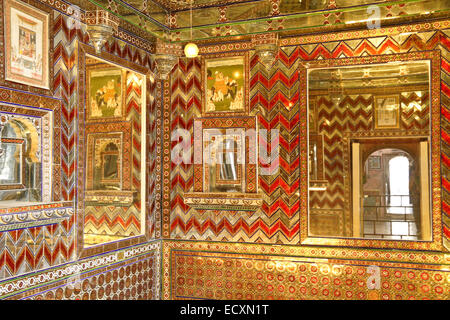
(82, 54, 146, 248)
(307, 57, 434, 242)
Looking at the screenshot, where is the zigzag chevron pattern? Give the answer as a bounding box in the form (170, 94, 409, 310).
(170, 58, 202, 238)
(84, 206, 141, 236)
(53, 12, 83, 201)
(167, 30, 449, 245)
(400, 91, 430, 130)
(127, 73, 143, 194)
(168, 48, 302, 244)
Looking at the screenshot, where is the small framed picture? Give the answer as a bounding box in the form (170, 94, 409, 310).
(4, 0, 50, 89)
(374, 95, 400, 129)
(368, 156, 381, 170)
(86, 66, 126, 121)
(203, 53, 248, 115)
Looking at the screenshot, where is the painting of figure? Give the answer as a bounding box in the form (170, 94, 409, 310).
(87, 68, 124, 120)
(5, 0, 49, 89)
(205, 56, 245, 113)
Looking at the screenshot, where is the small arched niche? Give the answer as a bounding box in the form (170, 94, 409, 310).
(362, 148, 421, 240)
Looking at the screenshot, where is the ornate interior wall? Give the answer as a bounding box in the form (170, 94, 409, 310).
(161, 21, 450, 299)
(0, 0, 448, 301)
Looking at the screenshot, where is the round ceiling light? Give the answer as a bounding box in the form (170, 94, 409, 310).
(184, 42, 199, 58)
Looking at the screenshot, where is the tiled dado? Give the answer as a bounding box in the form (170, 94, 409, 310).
(0, 240, 161, 300)
(163, 241, 449, 300)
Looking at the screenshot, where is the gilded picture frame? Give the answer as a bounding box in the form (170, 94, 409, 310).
(202, 52, 249, 115)
(86, 62, 127, 122)
(4, 0, 50, 89)
(374, 94, 400, 129)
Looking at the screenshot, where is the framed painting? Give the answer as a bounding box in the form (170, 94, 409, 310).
(86, 132, 123, 191)
(86, 66, 126, 121)
(4, 0, 50, 89)
(374, 95, 400, 129)
(202, 54, 248, 115)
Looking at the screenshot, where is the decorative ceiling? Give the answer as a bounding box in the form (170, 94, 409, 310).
(79, 0, 450, 43)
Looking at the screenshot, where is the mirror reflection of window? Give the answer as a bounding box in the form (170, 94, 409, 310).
(362, 148, 421, 240)
(388, 155, 411, 213)
(0, 118, 41, 203)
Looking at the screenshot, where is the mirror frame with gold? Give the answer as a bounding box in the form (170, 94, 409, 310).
(299, 50, 442, 251)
